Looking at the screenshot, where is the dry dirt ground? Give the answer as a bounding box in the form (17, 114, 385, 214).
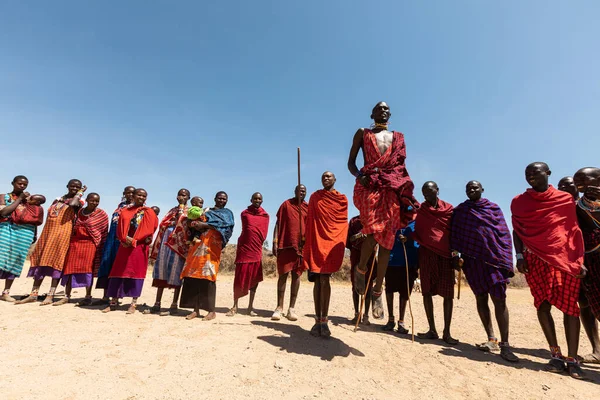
(1, 270, 599, 400)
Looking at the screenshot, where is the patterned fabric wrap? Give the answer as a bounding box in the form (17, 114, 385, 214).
(150, 205, 187, 260)
(97, 201, 129, 281)
(353, 129, 417, 250)
(0, 194, 38, 276)
(451, 198, 513, 270)
(29, 197, 82, 272)
(524, 251, 581, 317)
(418, 246, 455, 298)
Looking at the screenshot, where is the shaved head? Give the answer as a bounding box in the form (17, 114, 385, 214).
(526, 162, 549, 172)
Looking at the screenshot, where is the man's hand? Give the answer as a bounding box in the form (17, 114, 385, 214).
(397, 234, 407, 243)
(123, 236, 134, 247)
(576, 265, 588, 279)
(358, 175, 369, 188)
(81, 185, 88, 193)
(516, 259, 528, 274)
(452, 256, 462, 271)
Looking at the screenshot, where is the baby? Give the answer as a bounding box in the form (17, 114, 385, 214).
(151, 206, 160, 217)
(13, 194, 46, 242)
(187, 196, 205, 243)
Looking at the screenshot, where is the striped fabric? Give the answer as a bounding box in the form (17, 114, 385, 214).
(0, 193, 38, 276)
(29, 199, 81, 272)
(152, 226, 185, 288)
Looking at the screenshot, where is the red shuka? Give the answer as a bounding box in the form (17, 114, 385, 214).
(511, 185, 584, 275)
(275, 199, 308, 251)
(302, 189, 349, 274)
(150, 205, 187, 260)
(414, 199, 454, 258)
(11, 204, 44, 226)
(236, 206, 269, 263)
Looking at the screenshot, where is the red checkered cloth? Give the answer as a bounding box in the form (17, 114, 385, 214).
(353, 129, 417, 250)
(524, 251, 581, 317)
(419, 246, 455, 298)
(63, 208, 109, 275)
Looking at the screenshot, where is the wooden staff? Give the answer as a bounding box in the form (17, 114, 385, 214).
(297, 148, 302, 256)
(457, 258, 464, 300)
(354, 245, 378, 332)
(402, 241, 415, 342)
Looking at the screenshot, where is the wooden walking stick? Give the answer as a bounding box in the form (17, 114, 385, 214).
(354, 244, 378, 332)
(297, 147, 302, 246)
(402, 241, 415, 343)
(457, 258, 464, 300)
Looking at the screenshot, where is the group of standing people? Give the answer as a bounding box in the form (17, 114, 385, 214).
(2, 101, 600, 381)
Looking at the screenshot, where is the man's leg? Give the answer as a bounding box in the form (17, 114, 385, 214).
(171, 287, 182, 310)
(320, 274, 332, 338)
(371, 248, 391, 319)
(248, 285, 258, 316)
(354, 235, 376, 293)
(362, 274, 373, 324)
(564, 313, 584, 378)
(418, 294, 438, 339)
(285, 272, 300, 321)
(272, 272, 288, 320)
(579, 296, 600, 363)
(474, 293, 497, 348)
(310, 275, 322, 336)
(536, 301, 568, 372)
(442, 297, 458, 344)
(153, 287, 164, 311)
(352, 290, 359, 323)
(381, 291, 395, 331)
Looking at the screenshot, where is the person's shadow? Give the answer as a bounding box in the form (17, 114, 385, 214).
(251, 320, 365, 361)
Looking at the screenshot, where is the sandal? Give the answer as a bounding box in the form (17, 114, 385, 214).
(271, 309, 282, 321)
(371, 291, 385, 320)
(417, 330, 439, 340)
(566, 361, 586, 380)
(52, 297, 70, 306)
(360, 315, 371, 326)
(143, 304, 161, 315)
(545, 358, 566, 374)
(499, 344, 519, 363)
(476, 340, 500, 352)
(381, 320, 396, 331)
(442, 334, 459, 345)
(321, 320, 331, 339)
(396, 324, 409, 335)
(14, 294, 38, 305)
(579, 353, 600, 365)
(186, 311, 199, 320)
(350, 313, 359, 325)
(225, 308, 237, 317)
(286, 308, 298, 321)
(160, 305, 180, 316)
(310, 321, 321, 337)
(0, 293, 16, 302)
(126, 304, 137, 314)
(77, 297, 93, 307)
(102, 303, 117, 313)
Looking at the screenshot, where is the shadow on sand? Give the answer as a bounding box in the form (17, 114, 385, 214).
(251, 320, 365, 361)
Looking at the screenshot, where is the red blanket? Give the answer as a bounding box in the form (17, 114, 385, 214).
(275, 199, 308, 251)
(414, 199, 454, 258)
(353, 130, 417, 250)
(302, 189, 348, 274)
(511, 185, 584, 275)
(150, 205, 187, 260)
(166, 215, 191, 258)
(12, 204, 44, 226)
(117, 206, 159, 247)
(235, 206, 270, 263)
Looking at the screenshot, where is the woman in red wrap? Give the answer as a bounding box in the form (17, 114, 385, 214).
(103, 188, 159, 314)
(512, 162, 586, 379)
(59, 193, 109, 306)
(226, 193, 269, 317)
(414, 181, 458, 345)
(303, 172, 348, 338)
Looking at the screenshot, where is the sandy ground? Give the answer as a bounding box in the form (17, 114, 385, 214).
(1, 268, 599, 400)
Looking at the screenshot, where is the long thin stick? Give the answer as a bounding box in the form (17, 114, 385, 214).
(402, 242, 415, 343)
(297, 148, 302, 254)
(457, 269, 462, 300)
(354, 245, 378, 332)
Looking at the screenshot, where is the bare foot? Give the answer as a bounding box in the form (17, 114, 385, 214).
(186, 311, 199, 320)
(15, 294, 37, 305)
(203, 312, 216, 321)
(52, 297, 69, 306)
(40, 296, 54, 306)
(102, 304, 116, 313)
(126, 304, 137, 314)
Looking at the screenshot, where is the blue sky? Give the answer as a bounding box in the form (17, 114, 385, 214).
(1, 1, 599, 241)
